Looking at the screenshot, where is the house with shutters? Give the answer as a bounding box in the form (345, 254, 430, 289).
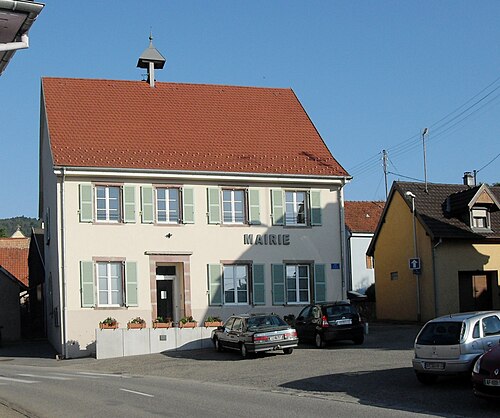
(39, 52, 350, 357)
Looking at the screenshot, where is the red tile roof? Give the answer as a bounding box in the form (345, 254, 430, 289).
(0, 237, 30, 286)
(42, 78, 348, 177)
(345, 201, 385, 233)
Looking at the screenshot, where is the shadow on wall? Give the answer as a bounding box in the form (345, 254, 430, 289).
(66, 340, 96, 359)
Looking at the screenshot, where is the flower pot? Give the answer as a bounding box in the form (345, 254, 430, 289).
(99, 323, 118, 329)
(204, 321, 223, 328)
(127, 322, 146, 329)
(153, 322, 172, 329)
(179, 322, 197, 328)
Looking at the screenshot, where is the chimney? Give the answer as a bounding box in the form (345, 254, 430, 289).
(137, 34, 166, 88)
(463, 172, 475, 187)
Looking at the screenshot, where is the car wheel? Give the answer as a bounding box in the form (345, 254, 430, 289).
(283, 348, 293, 355)
(353, 335, 364, 345)
(240, 343, 248, 358)
(315, 333, 325, 349)
(214, 337, 223, 352)
(416, 373, 438, 385)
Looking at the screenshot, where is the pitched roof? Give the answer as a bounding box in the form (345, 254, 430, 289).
(0, 237, 30, 287)
(42, 77, 349, 178)
(345, 201, 384, 233)
(393, 182, 500, 240)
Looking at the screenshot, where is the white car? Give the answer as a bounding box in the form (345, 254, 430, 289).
(412, 311, 500, 384)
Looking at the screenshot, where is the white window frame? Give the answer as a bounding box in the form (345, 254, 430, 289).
(96, 261, 123, 307)
(95, 185, 121, 223)
(223, 264, 249, 305)
(471, 207, 490, 229)
(286, 264, 310, 304)
(285, 191, 308, 226)
(155, 187, 181, 224)
(222, 189, 246, 224)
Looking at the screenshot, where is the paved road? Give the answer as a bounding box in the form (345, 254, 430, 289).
(0, 323, 498, 417)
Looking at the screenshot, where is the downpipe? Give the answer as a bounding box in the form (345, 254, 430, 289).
(0, 34, 29, 52)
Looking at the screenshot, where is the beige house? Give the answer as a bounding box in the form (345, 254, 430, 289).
(39, 71, 350, 357)
(368, 179, 500, 322)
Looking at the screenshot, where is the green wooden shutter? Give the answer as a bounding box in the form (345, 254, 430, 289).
(271, 189, 284, 226)
(79, 184, 93, 222)
(141, 186, 154, 223)
(314, 264, 326, 303)
(207, 188, 221, 224)
(252, 264, 265, 305)
(80, 261, 95, 307)
(125, 261, 138, 307)
(123, 185, 136, 223)
(182, 187, 195, 224)
(310, 190, 322, 226)
(208, 264, 223, 306)
(248, 189, 261, 225)
(271, 264, 285, 305)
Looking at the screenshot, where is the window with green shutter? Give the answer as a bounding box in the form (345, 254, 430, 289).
(182, 187, 195, 224)
(207, 188, 221, 224)
(123, 186, 136, 223)
(125, 261, 138, 306)
(80, 261, 95, 307)
(314, 264, 326, 303)
(141, 186, 154, 223)
(248, 189, 261, 225)
(79, 184, 93, 222)
(271, 190, 284, 226)
(252, 264, 265, 305)
(310, 190, 322, 226)
(271, 264, 285, 305)
(208, 264, 223, 305)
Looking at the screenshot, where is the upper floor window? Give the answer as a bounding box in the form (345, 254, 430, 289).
(222, 189, 246, 224)
(96, 186, 121, 222)
(471, 207, 489, 230)
(285, 191, 307, 226)
(156, 188, 180, 224)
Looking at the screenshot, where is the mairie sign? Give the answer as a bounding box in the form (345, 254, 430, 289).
(243, 234, 290, 246)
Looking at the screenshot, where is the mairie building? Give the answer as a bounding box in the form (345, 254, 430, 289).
(39, 53, 350, 357)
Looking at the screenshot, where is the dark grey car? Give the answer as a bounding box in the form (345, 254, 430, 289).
(211, 314, 298, 358)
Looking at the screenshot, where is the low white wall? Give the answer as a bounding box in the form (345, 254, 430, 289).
(95, 327, 215, 359)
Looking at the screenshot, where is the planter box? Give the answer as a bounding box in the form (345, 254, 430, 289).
(127, 322, 146, 329)
(153, 322, 172, 329)
(204, 321, 223, 327)
(179, 322, 197, 328)
(99, 323, 118, 330)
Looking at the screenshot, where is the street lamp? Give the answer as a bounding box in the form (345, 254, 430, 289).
(405, 191, 421, 322)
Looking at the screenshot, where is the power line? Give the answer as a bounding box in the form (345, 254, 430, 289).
(476, 152, 500, 173)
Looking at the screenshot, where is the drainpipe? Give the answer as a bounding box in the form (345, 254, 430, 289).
(432, 238, 442, 318)
(338, 181, 348, 300)
(59, 167, 68, 359)
(0, 33, 29, 52)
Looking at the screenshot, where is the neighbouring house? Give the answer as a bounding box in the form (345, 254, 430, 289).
(0, 0, 44, 76)
(0, 233, 30, 341)
(367, 177, 500, 322)
(344, 201, 384, 294)
(39, 45, 351, 358)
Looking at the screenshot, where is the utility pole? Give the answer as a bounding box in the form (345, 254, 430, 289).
(422, 128, 429, 193)
(383, 150, 388, 200)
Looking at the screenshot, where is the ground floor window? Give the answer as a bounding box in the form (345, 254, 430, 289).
(286, 264, 310, 304)
(223, 264, 249, 305)
(97, 262, 123, 306)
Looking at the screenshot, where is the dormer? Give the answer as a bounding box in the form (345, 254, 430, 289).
(467, 184, 500, 231)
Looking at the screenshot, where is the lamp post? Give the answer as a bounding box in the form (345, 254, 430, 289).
(405, 191, 421, 322)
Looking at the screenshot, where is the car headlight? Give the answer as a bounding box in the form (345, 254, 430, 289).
(472, 355, 482, 374)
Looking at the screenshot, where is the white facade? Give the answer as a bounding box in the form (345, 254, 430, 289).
(346, 231, 375, 294)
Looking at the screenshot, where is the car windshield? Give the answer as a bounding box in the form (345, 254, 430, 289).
(247, 315, 287, 331)
(416, 321, 463, 345)
(324, 305, 357, 319)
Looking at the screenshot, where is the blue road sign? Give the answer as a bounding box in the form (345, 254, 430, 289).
(409, 258, 421, 270)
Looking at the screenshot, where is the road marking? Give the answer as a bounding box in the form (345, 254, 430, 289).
(18, 373, 72, 381)
(51, 373, 102, 379)
(120, 388, 154, 398)
(0, 376, 38, 384)
(78, 371, 131, 378)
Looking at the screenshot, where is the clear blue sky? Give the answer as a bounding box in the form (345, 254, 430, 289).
(1, 1, 499, 218)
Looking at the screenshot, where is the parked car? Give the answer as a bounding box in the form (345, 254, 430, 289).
(294, 301, 364, 348)
(472, 343, 500, 400)
(211, 314, 298, 358)
(412, 311, 500, 385)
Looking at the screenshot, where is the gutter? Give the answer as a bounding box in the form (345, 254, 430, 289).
(58, 167, 68, 358)
(338, 177, 350, 299)
(432, 238, 442, 317)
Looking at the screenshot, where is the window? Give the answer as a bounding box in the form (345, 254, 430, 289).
(285, 191, 307, 226)
(471, 207, 489, 229)
(96, 186, 121, 222)
(156, 188, 180, 223)
(366, 255, 374, 269)
(97, 262, 123, 306)
(222, 189, 245, 224)
(223, 265, 248, 305)
(286, 264, 310, 304)
(482, 315, 500, 336)
(390, 271, 398, 281)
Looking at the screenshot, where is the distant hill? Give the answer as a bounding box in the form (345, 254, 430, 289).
(0, 217, 41, 238)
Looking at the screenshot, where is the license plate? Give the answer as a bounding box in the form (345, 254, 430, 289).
(484, 379, 500, 387)
(424, 362, 445, 370)
(336, 319, 352, 325)
(270, 335, 284, 341)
